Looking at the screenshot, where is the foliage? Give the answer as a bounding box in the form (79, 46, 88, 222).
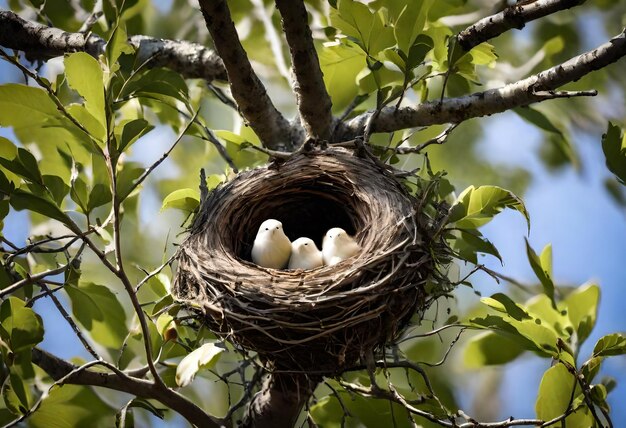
(0, 0, 625, 426)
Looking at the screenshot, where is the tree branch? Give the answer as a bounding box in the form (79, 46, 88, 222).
(334, 28, 626, 140)
(197, 0, 299, 151)
(457, 0, 587, 51)
(275, 0, 333, 141)
(242, 372, 319, 428)
(0, 10, 227, 83)
(31, 348, 224, 428)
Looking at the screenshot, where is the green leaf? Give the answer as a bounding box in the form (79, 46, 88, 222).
(0, 84, 59, 129)
(564, 283, 599, 345)
(593, 333, 626, 357)
(17, 148, 43, 184)
(535, 363, 575, 421)
(332, 0, 395, 56)
(175, 342, 224, 387)
(106, 23, 134, 74)
(65, 282, 128, 348)
(70, 176, 90, 214)
(319, 41, 365, 112)
(118, 119, 154, 152)
(2, 374, 27, 415)
(161, 188, 200, 213)
(464, 332, 525, 368)
(29, 384, 115, 427)
(0, 297, 44, 353)
(64, 52, 106, 130)
(119, 68, 190, 107)
(88, 183, 112, 211)
(602, 122, 626, 185)
(43, 175, 69, 206)
(449, 185, 530, 230)
(452, 228, 502, 264)
(480, 293, 531, 321)
(525, 240, 556, 307)
(116, 164, 144, 200)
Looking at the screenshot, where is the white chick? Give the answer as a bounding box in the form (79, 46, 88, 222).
(288, 237, 323, 270)
(251, 219, 292, 269)
(322, 227, 361, 266)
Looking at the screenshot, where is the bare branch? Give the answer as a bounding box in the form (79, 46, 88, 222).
(457, 0, 587, 51)
(0, 10, 227, 82)
(334, 29, 626, 140)
(275, 0, 333, 141)
(198, 0, 299, 151)
(31, 348, 223, 428)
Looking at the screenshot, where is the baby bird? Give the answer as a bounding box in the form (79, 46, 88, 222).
(322, 227, 361, 266)
(288, 237, 323, 270)
(251, 219, 291, 269)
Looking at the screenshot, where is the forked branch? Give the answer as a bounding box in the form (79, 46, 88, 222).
(198, 0, 298, 151)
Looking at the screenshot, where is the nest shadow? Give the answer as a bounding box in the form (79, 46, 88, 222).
(173, 147, 450, 374)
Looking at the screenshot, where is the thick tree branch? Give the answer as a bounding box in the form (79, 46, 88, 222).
(458, 0, 587, 51)
(198, 0, 299, 151)
(0, 10, 227, 82)
(334, 28, 626, 140)
(241, 372, 319, 428)
(275, 0, 333, 141)
(31, 348, 224, 428)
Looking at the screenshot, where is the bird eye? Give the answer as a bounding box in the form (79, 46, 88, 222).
(276, 226, 279, 230)
(304, 242, 308, 246)
(264, 227, 269, 231)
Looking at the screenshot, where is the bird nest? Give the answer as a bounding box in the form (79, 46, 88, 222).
(173, 147, 452, 374)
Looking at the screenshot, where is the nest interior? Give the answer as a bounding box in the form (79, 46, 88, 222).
(174, 147, 450, 374)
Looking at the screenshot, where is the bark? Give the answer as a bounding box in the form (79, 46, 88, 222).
(334, 28, 626, 141)
(241, 373, 319, 428)
(0, 10, 227, 83)
(198, 0, 300, 151)
(276, 0, 333, 141)
(32, 348, 224, 428)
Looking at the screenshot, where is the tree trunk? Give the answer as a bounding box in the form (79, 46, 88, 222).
(242, 373, 320, 428)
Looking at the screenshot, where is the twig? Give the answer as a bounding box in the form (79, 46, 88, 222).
(392, 124, 459, 155)
(198, 0, 298, 151)
(457, 0, 587, 51)
(275, 0, 333, 141)
(134, 254, 176, 292)
(122, 109, 200, 200)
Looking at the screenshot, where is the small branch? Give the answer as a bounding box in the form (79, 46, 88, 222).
(31, 348, 223, 428)
(134, 254, 176, 293)
(198, 0, 299, 151)
(457, 0, 587, 51)
(334, 28, 626, 140)
(123, 109, 200, 199)
(392, 124, 459, 155)
(0, 10, 227, 82)
(275, 0, 333, 141)
(38, 266, 102, 360)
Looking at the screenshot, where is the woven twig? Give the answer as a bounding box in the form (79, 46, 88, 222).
(173, 147, 451, 374)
